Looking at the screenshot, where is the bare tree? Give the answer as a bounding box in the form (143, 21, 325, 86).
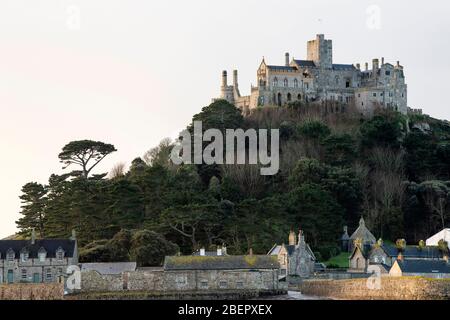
(109, 162, 126, 179)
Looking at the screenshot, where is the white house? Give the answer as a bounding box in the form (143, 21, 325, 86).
(426, 229, 450, 248)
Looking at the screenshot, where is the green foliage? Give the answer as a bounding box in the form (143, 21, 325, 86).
(16, 182, 47, 237)
(298, 120, 331, 139)
(360, 112, 404, 148)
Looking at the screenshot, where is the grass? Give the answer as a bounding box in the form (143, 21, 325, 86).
(324, 252, 350, 268)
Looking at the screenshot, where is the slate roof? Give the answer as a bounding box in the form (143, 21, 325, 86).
(381, 245, 443, 259)
(164, 255, 279, 271)
(81, 262, 137, 275)
(192, 250, 227, 256)
(396, 260, 450, 274)
(268, 244, 315, 260)
(0, 239, 76, 259)
(332, 64, 356, 71)
(293, 60, 316, 67)
(349, 217, 376, 243)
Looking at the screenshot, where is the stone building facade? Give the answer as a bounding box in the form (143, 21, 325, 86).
(218, 34, 408, 115)
(0, 231, 78, 284)
(268, 230, 316, 278)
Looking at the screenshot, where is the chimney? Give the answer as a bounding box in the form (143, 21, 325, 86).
(217, 248, 222, 256)
(397, 252, 404, 262)
(200, 248, 205, 256)
(372, 58, 379, 71)
(365, 62, 369, 71)
(356, 63, 361, 70)
(285, 52, 290, 67)
(233, 70, 238, 87)
(222, 70, 227, 87)
(31, 228, 36, 245)
(396, 61, 400, 68)
(381, 57, 385, 65)
(288, 230, 296, 246)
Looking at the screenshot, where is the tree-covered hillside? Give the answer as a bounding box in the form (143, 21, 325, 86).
(16, 100, 450, 265)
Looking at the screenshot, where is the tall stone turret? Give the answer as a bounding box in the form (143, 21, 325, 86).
(307, 34, 332, 69)
(285, 52, 290, 67)
(220, 70, 235, 104)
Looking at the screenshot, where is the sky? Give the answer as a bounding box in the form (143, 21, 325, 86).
(0, 0, 449, 238)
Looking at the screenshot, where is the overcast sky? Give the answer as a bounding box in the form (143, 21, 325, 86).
(0, 0, 449, 238)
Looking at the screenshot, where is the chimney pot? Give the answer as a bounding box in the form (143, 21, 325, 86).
(285, 52, 290, 66)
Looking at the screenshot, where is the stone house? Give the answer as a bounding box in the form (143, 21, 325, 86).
(389, 259, 450, 279)
(81, 262, 137, 275)
(348, 245, 369, 273)
(268, 230, 316, 278)
(218, 34, 408, 115)
(192, 246, 228, 257)
(0, 231, 78, 284)
(347, 217, 377, 253)
(163, 255, 284, 291)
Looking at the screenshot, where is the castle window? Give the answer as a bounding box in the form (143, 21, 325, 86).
(385, 70, 391, 76)
(335, 76, 339, 85)
(272, 78, 278, 87)
(200, 281, 208, 289)
(283, 78, 288, 87)
(346, 80, 350, 88)
(287, 93, 292, 102)
(305, 83, 309, 90)
(236, 281, 244, 289)
(373, 92, 377, 97)
(297, 94, 301, 100)
(294, 79, 298, 88)
(402, 93, 404, 98)
(358, 93, 361, 98)
(21, 269, 27, 280)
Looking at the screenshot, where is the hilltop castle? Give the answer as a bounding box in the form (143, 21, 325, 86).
(218, 34, 408, 115)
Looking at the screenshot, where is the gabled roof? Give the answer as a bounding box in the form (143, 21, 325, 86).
(349, 217, 376, 243)
(395, 260, 450, 274)
(81, 262, 137, 275)
(0, 239, 76, 259)
(349, 245, 369, 260)
(379, 245, 443, 259)
(293, 60, 316, 68)
(164, 255, 279, 271)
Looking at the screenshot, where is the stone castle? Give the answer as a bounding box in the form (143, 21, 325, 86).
(218, 34, 408, 115)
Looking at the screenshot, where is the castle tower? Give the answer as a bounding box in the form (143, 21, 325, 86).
(285, 52, 290, 67)
(288, 230, 297, 246)
(221, 70, 228, 88)
(233, 70, 241, 98)
(307, 34, 332, 69)
(220, 70, 235, 104)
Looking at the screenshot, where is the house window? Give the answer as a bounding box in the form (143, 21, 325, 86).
(346, 80, 350, 88)
(305, 83, 309, 90)
(236, 281, 244, 289)
(7, 250, 14, 262)
(385, 70, 391, 76)
(20, 252, 29, 262)
(358, 93, 361, 98)
(45, 269, 52, 281)
(373, 93, 377, 97)
(38, 250, 46, 262)
(57, 268, 63, 275)
(56, 249, 64, 261)
(272, 78, 278, 87)
(21, 269, 27, 280)
(219, 280, 227, 289)
(283, 78, 288, 87)
(294, 79, 298, 88)
(389, 92, 393, 97)
(200, 281, 208, 289)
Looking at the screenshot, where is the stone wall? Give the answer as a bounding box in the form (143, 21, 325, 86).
(81, 269, 286, 293)
(299, 277, 450, 300)
(0, 283, 64, 300)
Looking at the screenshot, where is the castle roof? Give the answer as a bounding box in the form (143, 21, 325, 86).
(267, 65, 297, 72)
(163, 255, 279, 271)
(293, 60, 316, 68)
(0, 239, 76, 259)
(332, 64, 356, 71)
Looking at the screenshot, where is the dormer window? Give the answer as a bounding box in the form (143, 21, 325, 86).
(20, 249, 29, 262)
(56, 248, 64, 261)
(6, 249, 15, 262)
(38, 247, 47, 262)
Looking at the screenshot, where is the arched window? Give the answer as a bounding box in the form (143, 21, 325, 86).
(335, 76, 340, 85)
(287, 93, 292, 102)
(277, 93, 282, 106)
(297, 94, 302, 100)
(293, 79, 298, 88)
(272, 77, 278, 87)
(283, 78, 288, 87)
